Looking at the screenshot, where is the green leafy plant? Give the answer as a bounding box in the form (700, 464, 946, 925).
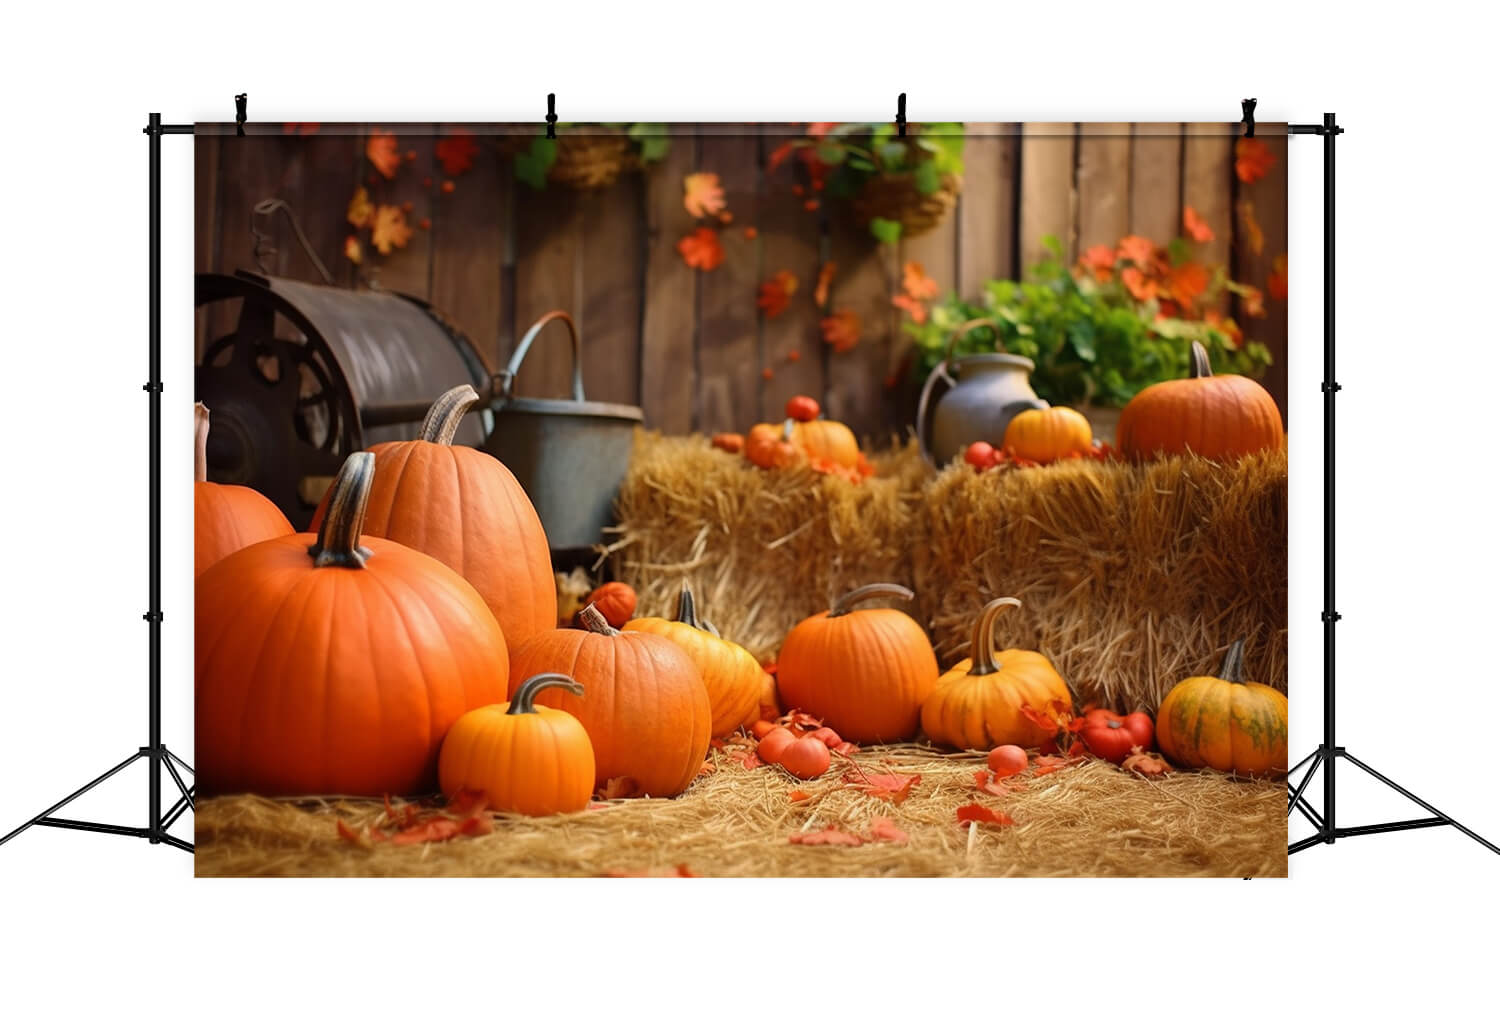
(902, 234, 1272, 407)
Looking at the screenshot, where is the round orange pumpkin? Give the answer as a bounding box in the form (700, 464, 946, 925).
(585, 581, 637, 628)
(310, 384, 556, 650)
(439, 673, 596, 816)
(1155, 638, 1288, 777)
(792, 417, 860, 469)
(506, 604, 711, 796)
(193, 402, 293, 577)
(1116, 341, 1284, 460)
(745, 420, 801, 469)
(920, 597, 1074, 750)
(776, 583, 939, 743)
(196, 452, 510, 797)
(1002, 406, 1094, 463)
(625, 586, 763, 738)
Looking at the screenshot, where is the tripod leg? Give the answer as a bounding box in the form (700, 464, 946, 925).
(1340, 752, 1500, 856)
(157, 833, 194, 854)
(1287, 748, 1320, 780)
(162, 747, 194, 776)
(0, 751, 146, 846)
(1287, 749, 1323, 819)
(162, 753, 194, 810)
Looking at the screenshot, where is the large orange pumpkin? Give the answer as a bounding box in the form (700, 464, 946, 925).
(776, 583, 939, 743)
(439, 673, 596, 816)
(920, 597, 1074, 750)
(625, 586, 763, 738)
(1155, 638, 1288, 777)
(196, 452, 510, 797)
(193, 402, 292, 577)
(506, 604, 711, 796)
(1116, 341, 1284, 460)
(310, 384, 556, 649)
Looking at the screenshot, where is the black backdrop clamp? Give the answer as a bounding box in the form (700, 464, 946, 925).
(0, 112, 195, 856)
(1241, 98, 1256, 137)
(546, 93, 557, 139)
(896, 93, 907, 137)
(1286, 112, 1497, 862)
(235, 93, 248, 136)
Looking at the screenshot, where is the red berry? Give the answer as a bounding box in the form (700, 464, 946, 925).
(964, 441, 997, 471)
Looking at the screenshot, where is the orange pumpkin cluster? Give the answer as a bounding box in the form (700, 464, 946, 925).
(735, 395, 874, 482)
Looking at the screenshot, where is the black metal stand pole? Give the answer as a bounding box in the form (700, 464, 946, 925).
(0, 113, 195, 855)
(1287, 113, 1497, 859)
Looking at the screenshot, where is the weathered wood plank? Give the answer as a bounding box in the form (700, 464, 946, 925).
(369, 125, 435, 302)
(511, 168, 584, 399)
(1128, 124, 1182, 243)
(758, 132, 826, 422)
(1231, 128, 1289, 421)
(639, 129, 699, 433)
(195, 134, 222, 360)
(1075, 126, 1132, 252)
(428, 127, 507, 370)
(577, 172, 646, 407)
(957, 126, 1018, 297)
(694, 131, 761, 435)
(1019, 123, 1077, 268)
(827, 216, 897, 444)
(1181, 124, 1234, 312)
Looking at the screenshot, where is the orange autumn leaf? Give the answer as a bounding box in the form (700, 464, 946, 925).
(788, 789, 812, 803)
(1269, 253, 1288, 301)
(683, 172, 726, 219)
(598, 776, 640, 800)
(677, 227, 725, 271)
(1117, 235, 1155, 266)
(446, 789, 489, 818)
(844, 770, 920, 804)
(820, 309, 860, 353)
(344, 235, 363, 265)
(366, 132, 401, 179)
(757, 271, 798, 318)
(866, 817, 909, 844)
(902, 261, 940, 300)
(767, 141, 796, 176)
(435, 131, 478, 176)
(891, 293, 928, 324)
(1236, 138, 1275, 184)
(1236, 199, 1265, 256)
(1183, 205, 1215, 243)
(1122, 748, 1173, 778)
(371, 205, 413, 255)
(1019, 699, 1073, 734)
(336, 819, 367, 846)
(973, 770, 1012, 798)
(1032, 754, 1073, 777)
(1240, 285, 1267, 318)
(814, 261, 836, 308)
(956, 804, 1015, 827)
(346, 186, 375, 229)
(1166, 261, 1209, 305)
(391, 817, 463, 846)
(1120, 266, 1157, 303)
(789, 827, 864, 847)
(1080, 243, 1115, 281)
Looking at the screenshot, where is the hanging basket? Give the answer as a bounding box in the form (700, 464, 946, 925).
(852, 170, 962, 238)
(501, 130, 634, 191)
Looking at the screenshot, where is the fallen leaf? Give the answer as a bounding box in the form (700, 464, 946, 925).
(788, 789, 812, 802)
(845, 770, 920, 804)
(677, 227, 725, 271)
(366, 132, 401, 179)
(732, 749, 763, 770)
(866, 817, 909, 844)
(336, 819, 367, 846)
(456, 814, 493, 837)
(902, 261, 940, 300)
(597, 776, 640, 800)
(814, 262, 836, 307)
(371, 205, 413, 255)
(1122, 748, 1174, 778)
(757, 271, 798, 318)
(789, 827, 864, 847)
(956, 804, 1015, 827)
(605, 864, 698, 877)
(1033, 754, 1074, 777)
(1235, 138, 1275, 184)
(435, 131, 479, 176)
(1183, 205, 1215, 243)
(683, 172, 726, 218)
(446, 789, 489, 818)
(821, 309, 860, 353)
(392, 817, 463, 846)
(346, 186, 375, 229)
(973, 770, 1012, 797)
(831, 741, 860, 756)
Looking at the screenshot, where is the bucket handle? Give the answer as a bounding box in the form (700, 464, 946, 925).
(494, 310, 585, 403)
(914, 317, 1000, 465)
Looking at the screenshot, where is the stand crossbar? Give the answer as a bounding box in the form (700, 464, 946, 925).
(0, 113, 194, 856)
(1287, 113, 1496, 860)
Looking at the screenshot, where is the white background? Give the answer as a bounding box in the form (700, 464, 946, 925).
(2, 2, 1496, 1019)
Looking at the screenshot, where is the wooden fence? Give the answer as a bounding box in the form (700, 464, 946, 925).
(194, 124, 1288, 443)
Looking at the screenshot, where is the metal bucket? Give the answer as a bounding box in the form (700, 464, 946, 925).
(485, 311, 643, 553)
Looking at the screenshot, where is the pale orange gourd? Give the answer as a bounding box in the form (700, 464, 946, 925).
(1155, 639, 1288, 777)
(193, 403, 293, 577)
(196, 452, 509, 797)
(920, 597, 1074, 751)
(1002, 406, 1094, 463)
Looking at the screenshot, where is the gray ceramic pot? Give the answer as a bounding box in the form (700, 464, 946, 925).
(916, 351, 1047, 466)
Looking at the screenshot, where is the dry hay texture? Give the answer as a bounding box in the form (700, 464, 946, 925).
(195, 747, 1287, 878)
(610, 431, 1287, 712)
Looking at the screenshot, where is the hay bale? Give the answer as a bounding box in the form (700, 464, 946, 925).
(914, 450, 1287, 710)
(194, 748, 1287, 878)
(607, 430, 929, 660)
(609, 432, 1286, 712)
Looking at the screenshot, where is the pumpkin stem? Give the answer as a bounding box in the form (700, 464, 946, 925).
(578, 603, 620, 637)
(1219, 638, 1247, 684)
(418, 384, 482, 446)
(828, 583, 915, 618)
(969, 597, 1022, 675)
(306, 452, 376, 569)
(676, 586, 704, 631)
(1188, 341, 1213, 379)
(507, 673, 585, 715)
(194, 402, 211, 483)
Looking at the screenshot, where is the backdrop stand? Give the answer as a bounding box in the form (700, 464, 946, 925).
(0, 113, 196, 855)
(1286, 113, 1497, 858)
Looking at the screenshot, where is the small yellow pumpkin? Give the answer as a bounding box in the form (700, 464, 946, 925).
(1156, 639, 1287, 777)
(1002, 406, 1094, 463)
(920, 597, 1074, 750)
